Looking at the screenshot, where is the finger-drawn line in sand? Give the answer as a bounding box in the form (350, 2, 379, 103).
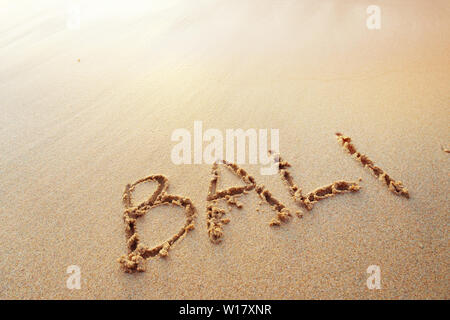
(255, 184, 292, 226)
(118, 175, 196, 272)
(269, 150, 361, 214)
(335, 133, 409, 198)
(206, 160, 292, 243)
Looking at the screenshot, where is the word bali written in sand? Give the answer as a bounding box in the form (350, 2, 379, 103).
(119, 134, 409, 272)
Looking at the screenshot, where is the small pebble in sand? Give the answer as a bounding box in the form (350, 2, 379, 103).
(440, 144, 450, 153)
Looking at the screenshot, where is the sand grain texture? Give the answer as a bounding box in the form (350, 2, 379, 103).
(0, 0, 449, 299)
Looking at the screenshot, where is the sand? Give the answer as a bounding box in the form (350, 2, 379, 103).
(0, 0, 449, 299)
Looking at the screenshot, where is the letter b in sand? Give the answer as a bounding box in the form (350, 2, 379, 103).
(366, 5, 381, 30)
(366, 265, 381, 289)
(66, 265, 81, 289)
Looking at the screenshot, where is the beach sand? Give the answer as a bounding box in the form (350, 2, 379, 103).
(0, 0, 449, 299)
